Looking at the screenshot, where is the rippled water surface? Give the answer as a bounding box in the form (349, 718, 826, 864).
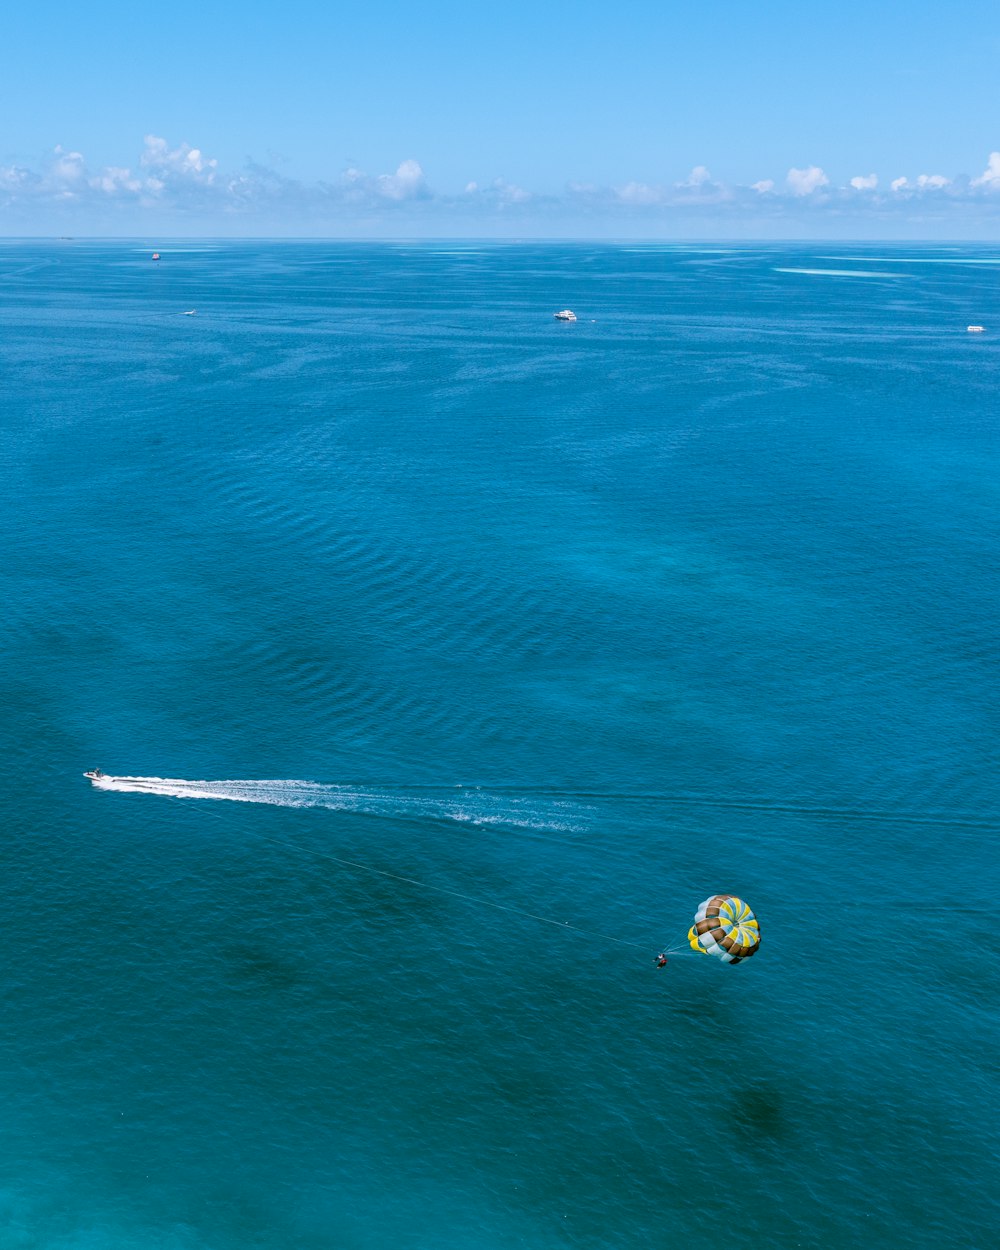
(1, 241, 998, 1248)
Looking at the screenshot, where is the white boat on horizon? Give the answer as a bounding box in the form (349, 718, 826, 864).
(553, 309, 577, 321)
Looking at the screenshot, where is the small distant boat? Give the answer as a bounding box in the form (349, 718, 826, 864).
(84, 769, 105, 781)
(182, 310, 197, 316)
(553, 309, 577, 321)
(152, 252, 160, 261)
(967, 324, 985, 333)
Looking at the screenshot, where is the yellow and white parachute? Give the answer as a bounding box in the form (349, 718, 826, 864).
(687, 895, 760, 964)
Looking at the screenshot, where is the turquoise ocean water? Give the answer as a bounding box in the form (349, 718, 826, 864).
(1, 241, 998, 1248)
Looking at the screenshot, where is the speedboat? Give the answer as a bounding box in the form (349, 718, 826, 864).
(84, 769, 106, 781)
(967, 325, 985, 333)
(553, 309, 577, 321)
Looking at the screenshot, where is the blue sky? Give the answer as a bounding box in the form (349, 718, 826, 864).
(4, 0, 1000, 235)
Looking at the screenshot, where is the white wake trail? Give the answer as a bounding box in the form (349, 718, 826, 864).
(87, 774, 587, 832)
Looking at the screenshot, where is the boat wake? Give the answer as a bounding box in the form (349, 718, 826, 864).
(85, 774, 587, 832)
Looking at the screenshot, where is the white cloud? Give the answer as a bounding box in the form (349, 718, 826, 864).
(90, 166, 142, 195)
(375, 159, 426, 200)
(338, 159, 429, 201)
(477, 177, 532, 204)
(679, 165, 712, 188)
(7, 138, 1000, 233)
(972, 151, 1000, 187)
(786, 166, 829, 196)
(52, 146, 86, 184)
(616, 181, 661, 205)
(888, 172, 954, 196)
(141, 135, 218, 181)
(1, 164, 35, 193)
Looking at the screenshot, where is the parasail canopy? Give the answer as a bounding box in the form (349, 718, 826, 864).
(688, 894, 760, 964)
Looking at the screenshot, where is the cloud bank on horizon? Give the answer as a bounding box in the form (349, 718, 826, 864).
(4, 136, 1000, 236)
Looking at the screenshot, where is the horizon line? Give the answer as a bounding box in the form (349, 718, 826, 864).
(3, 234, 1000, 245)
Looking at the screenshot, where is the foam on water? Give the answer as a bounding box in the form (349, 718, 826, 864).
(87, 773, 587, 831)
(824, 254, 1000, 264)
(773, 266, 910, 278)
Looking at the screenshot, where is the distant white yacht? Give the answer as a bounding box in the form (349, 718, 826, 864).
(553, 309, 577, 321)
(967, 324, 985, 333)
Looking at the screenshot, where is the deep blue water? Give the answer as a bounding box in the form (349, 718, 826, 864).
(1, 240, 998, 1248)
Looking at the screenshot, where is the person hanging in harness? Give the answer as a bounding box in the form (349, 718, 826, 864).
(655, 952, 668, 968)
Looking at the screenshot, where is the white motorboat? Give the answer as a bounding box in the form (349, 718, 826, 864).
(553, 309, 577, 321)
(84, 769, 105, 781)
(967, 324, 985, 333)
